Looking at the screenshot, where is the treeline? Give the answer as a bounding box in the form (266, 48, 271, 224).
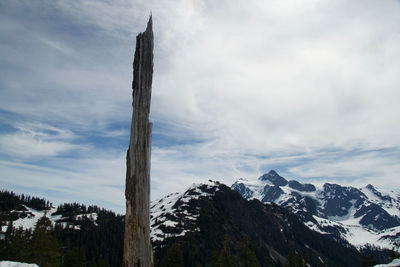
(1, 190, 399, 267)
(155, 236, 262, 267)
(154, 237, 399, 267)
(1, 216, 62, 267)
(360, 244, 400, 267)
(54, 202, 103, 218)
(0, 190, 51, 212)
(0, 190, 124, 267)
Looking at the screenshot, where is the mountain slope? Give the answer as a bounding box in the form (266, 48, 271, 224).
(150, 181, 371, 266)
(0, 190, 124, 267)
(232, 170, 400, 250)
(2, 184, 398, 266)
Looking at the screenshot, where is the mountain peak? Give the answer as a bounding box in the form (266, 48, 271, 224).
(365, 183, 393, 202)
(288, 180, 316, 192)
(150, 180, 223, 244)
(232, 174, 400, 250)
(267, 170, 281, 177)
(366, 184, 375, 190)
(259, 170, 288, 186)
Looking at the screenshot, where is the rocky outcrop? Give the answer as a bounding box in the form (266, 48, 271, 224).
(151, 182, 363, 267)
(123, 15, 154, 267)
(259, 170, 288, 186)
(288, 180, 316, 192)
(231, 171, 400, 250)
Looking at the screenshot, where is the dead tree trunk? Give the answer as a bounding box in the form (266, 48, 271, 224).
(123, 15, 154, 267)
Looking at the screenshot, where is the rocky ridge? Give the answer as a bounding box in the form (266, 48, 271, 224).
(232, 170, 400, 250)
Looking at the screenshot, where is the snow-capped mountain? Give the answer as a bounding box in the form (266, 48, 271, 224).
(232, 170, 400, 250)
(149, 180, 372, 266)
(150, 180, 221, 244)
(3, 184, 398, 265)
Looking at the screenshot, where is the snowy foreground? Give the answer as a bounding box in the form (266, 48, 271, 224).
(1, 258, 399, 267)
(0, 262, 38, 267)
(374, 258, 400, 267)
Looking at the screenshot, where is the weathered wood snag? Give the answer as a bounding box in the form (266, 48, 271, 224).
(123, 15, 154, 267)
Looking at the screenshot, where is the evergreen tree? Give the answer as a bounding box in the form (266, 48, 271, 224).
(361, 254, 378, 267)
(30, 216, 62, 267)
(286, 250, 307, 267)
(209, 250, 220, 267)
(390, 249, 400, 261)
(239, 237, 260, 267)
(7, 227, 30, 262)
(62, 246, 86, 267)
(4, 221, 13, 244)
(219, 235, 234, 267)
(160, 243, 184, 267)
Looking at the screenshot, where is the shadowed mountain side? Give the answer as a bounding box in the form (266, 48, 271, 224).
(151, 183, 363, 267)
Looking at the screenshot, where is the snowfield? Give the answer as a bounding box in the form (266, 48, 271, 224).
(0, 261, 39, 267)
(11, 206, 61, 230)
(232, 171, 400, 250)
(374, 258, 400, 267)
(3, 205, 99, 234)
(150, 181, 220, 243)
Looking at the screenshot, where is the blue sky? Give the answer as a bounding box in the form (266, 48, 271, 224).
(1, 0, 399, 213)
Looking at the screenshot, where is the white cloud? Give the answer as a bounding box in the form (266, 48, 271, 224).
(0, 123, 81, 158)
(0, 133, 75, 158)
(39, 37, 76, 56)
(151, 0, 400, 153)
(0, 0, 399, 211)
(288, 148, 400, 189)
(147, 0, 400, 195)
(0, 153, 126, 213)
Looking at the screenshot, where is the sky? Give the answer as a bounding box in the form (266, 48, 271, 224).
(0, 0, 399, 213)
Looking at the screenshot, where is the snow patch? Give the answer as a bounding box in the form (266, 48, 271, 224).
(232, 174, 400, 250)
(307, 216, 400, 250)
(0, 261, 39, 267)
(374, 258, 400, 267)
(150, 181, 221, 243)
(12, 206, 59, 230)
(4, 205, 98, 233)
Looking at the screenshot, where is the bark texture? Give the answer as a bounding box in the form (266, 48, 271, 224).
(123, 16, 154, 267)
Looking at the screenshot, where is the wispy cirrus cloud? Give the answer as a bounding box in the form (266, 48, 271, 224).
(0, 0, 399, 212)
(0, 156, 125, 213)
(288, 147, 400, 188)
(0, 122, 81, 158)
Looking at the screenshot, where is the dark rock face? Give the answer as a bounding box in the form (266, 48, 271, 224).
(289, 192, 318, 214)
(367, 184, 392, 202)
(152, 183, 363, 267)
(354, 203, 400, 230)
(231, 170, 400, 249)
(231, 182, 253, 199)
(321, 183, 366, 217)
(261, 185, 284, 202)
(259, 170, 288, 186)
(288, 180, 316, 192)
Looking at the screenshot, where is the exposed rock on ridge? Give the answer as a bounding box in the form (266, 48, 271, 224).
(232, 170, 400, 250)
